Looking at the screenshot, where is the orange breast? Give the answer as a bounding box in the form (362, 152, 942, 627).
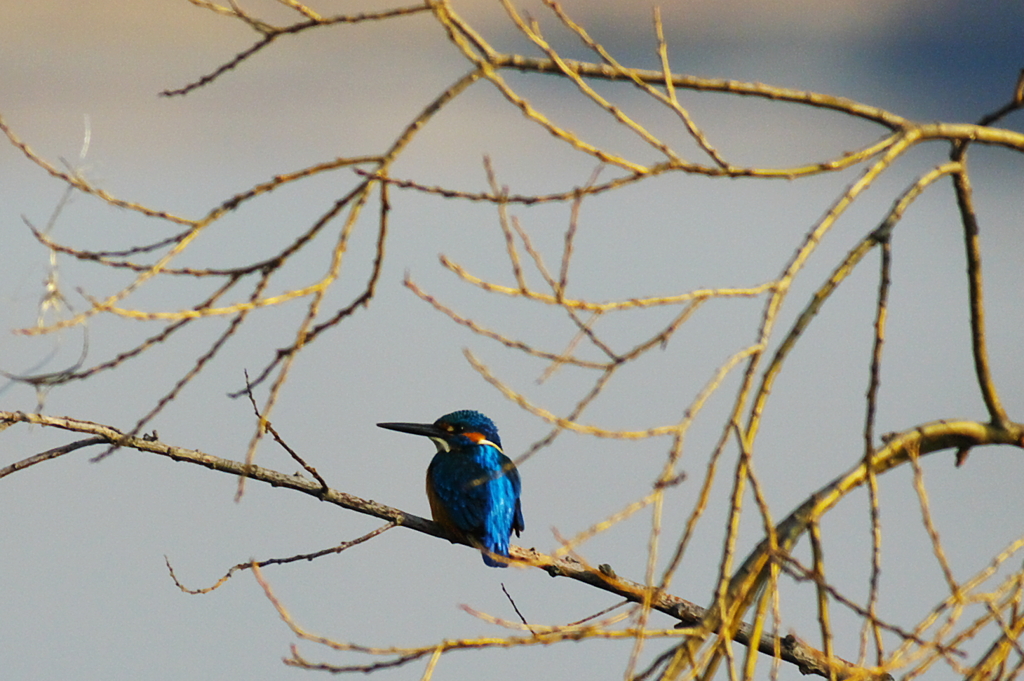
(426, 474, 467, 542)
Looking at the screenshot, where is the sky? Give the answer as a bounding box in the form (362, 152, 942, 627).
(2, 1, 1023, 679)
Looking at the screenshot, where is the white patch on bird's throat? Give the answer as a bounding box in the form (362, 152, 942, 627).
(429, 436, 450, 453)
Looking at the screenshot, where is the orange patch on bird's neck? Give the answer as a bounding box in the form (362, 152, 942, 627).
(464, 432, 502, 451)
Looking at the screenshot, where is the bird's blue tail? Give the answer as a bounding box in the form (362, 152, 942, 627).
(482, 538, 511, 567)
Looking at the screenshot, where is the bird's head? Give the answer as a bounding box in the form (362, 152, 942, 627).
(377, 409, 503, 453)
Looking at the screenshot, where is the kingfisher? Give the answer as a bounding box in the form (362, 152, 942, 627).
(377, 410, 524, 567)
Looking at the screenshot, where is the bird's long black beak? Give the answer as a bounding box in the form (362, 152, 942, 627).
(377, 421, 445, 439)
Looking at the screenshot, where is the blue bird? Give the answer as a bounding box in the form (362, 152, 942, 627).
(377, 410, 524, 567)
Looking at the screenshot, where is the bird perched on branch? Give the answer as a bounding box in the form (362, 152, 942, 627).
(377, 410, 524, 567)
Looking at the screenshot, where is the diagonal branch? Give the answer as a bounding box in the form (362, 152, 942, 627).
(0, 409, 927, 680)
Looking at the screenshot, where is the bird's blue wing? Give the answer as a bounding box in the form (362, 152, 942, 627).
(506, 462, 524, 536)
(427, 454, 492, 536)
(428, 447, 523, 566)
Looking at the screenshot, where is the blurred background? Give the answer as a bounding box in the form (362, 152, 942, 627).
(1, 1, 1023, 679)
